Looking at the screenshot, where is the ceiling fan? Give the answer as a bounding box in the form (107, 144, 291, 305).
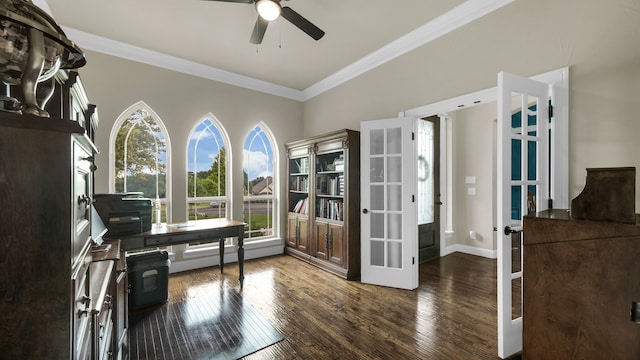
(206, 0, 325, 44)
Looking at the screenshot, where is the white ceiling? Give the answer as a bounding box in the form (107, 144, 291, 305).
(38, 0, 514, 101)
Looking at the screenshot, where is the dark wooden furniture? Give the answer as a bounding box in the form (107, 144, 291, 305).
(285, 129, 361, 279)
(120, 218, 247, 288)
(571, 167, 636, 223)
(0, 74, 101, 358)
(91, 239, 128, 360)
(523, 209, 640, 359)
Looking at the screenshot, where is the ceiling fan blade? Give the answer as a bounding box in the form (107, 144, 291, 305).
(250, 16, 269, 44)
(281, 6, 325, 41)
(203, 0, 253, 3)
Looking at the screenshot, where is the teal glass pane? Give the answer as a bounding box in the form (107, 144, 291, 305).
(511, 185, 522, 220)
(511, 138, 522, 181)
(528, 140, 537, 181)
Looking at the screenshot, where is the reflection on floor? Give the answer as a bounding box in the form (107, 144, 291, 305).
(131, 253, 517, 359)
(128, 288, 283, 360)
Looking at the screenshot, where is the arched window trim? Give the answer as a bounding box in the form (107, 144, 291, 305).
(185, 114, 232, 219)
(243, 122, 279, 240)
(109, 101, 173, 221)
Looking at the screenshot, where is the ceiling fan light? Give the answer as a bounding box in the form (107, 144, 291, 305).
(256, 0, 281, 21)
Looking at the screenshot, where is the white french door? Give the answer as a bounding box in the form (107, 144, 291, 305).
(360, 117, 418, 290)
(497, 72, 551, 358)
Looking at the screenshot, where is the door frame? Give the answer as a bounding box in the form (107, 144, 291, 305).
(401, 66, 569, 258)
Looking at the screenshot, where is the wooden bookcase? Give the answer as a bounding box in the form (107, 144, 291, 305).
(285, 129, 361, 280)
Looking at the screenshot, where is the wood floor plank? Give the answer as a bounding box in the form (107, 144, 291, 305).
(132, 252, 519, 359)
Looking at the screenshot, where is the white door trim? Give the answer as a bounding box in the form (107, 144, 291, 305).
(400, 66, 569, 258)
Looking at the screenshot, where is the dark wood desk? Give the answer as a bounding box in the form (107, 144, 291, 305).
(120, 218, 246, 288)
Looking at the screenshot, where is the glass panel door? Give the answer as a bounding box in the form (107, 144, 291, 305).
(361, 117, 417, 290)
(497, 72, 549, 358)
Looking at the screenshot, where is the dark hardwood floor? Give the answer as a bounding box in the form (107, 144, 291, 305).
(139, 252, 516, 359)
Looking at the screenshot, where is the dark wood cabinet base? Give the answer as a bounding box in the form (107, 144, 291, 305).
(285, 247, 354, 279)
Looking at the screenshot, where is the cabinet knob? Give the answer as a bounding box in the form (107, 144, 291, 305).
(77, 194, 91, 208)
(362, 209, 368, 214)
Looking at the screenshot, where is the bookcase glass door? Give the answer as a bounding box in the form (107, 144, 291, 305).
(289, 155, 309, 215)
(315, 150, 345, 223)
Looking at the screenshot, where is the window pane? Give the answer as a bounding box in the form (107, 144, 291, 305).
(187, 119, 226, 198)
(243, 125, 276, 239)
(188, 201, 226, 221)
(114, 107, 167, 199)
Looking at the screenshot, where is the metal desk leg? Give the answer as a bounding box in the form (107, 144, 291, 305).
(219, 237, 224, 273)
(238, 234, 244, 289)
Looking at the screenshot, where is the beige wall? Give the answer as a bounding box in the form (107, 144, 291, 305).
(76, 0, 640, 255)
(78, 50, 304, 232)
(303, 0, 640, 251)
(451, 103, 497, 251)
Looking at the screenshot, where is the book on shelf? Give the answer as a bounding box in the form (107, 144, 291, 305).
(292, 176, 308, 192)
(316, 199, 344, 221)
(317, 175, 328, 194)
(300, 158, 309, 173)
(327, 175, 344, 195)
(292, 197, 309, 214)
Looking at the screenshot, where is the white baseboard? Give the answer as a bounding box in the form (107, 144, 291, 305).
(442, 243, 497, 259)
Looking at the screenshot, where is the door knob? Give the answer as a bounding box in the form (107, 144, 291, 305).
(504, 226, 522, 236)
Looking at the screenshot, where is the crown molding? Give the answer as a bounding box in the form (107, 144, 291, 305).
(300, 0, 515, 100)
(40, 0, 514, 102)
(61, 27, 306, 101)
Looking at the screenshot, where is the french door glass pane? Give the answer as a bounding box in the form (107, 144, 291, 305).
(387, 241, 402, 269)
(370, 129, 384, 155)
(512, 277, 522, 320)
(387, 128, 402, 154)
(371, 185, 384, 211)
(371, 240, 384, 266)
(387, 156, 402, 182)
(387, 185, 402, 211)
(370, 158, 384, 183)
(511, 232, 522, 273)
(387, 213, 402, 240)
(528, 140, 537, 181)
(371, 213, 384, 238)
(511, 185, 522, 220)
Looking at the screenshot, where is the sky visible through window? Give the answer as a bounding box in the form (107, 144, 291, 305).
(188, 119, 225, 174)
(243, 126, 273, 187)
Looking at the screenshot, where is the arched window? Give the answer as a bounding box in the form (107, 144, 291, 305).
(110, 102, 170, 223)
(187, 116, 229, 221)
(243, 124, 277, 239)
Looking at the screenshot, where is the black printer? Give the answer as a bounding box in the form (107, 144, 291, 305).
(93, 193, 152, 236)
